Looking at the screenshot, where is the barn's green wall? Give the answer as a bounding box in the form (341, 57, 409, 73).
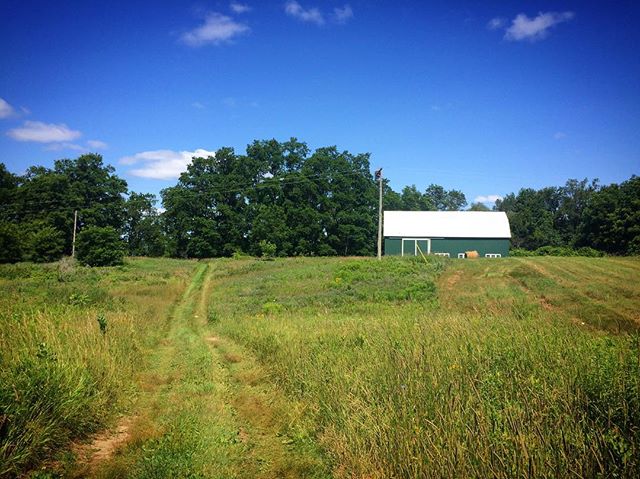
(431, 238, 509, 257)
(385, 238, 402, 255)
(385, 238, 510, 257)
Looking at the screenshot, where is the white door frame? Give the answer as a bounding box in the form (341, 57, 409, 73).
(401, 238, 431, 256)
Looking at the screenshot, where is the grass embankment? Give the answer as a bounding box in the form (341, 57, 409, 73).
(0, 258, 197, 477)
(209, 256, 640, 478)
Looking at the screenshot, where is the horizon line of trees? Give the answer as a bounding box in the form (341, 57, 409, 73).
(1, 138, 638, 264)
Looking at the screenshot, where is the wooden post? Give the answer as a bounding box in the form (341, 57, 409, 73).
(71, 210, 78, 258)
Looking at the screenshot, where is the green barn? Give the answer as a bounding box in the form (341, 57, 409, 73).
(383, 211, 511, 258)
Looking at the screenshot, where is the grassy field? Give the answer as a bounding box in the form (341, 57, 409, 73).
(0, 258, 197, 476)
(206, 256, 640, 478)
(1, 255, 639, 478)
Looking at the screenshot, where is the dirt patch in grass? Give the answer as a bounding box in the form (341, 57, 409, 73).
(73, 416, 133, 473)
(223, 351, 243, 363)
(445, 270, 462, 289)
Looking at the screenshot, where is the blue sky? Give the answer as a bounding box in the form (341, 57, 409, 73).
(1, 0, 639, 206)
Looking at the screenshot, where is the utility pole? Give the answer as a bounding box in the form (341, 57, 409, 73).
(375, 168, 383, 260)
(71, 210, 78, 258)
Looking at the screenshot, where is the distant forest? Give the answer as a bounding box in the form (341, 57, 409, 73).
(1, 138, 638, 262)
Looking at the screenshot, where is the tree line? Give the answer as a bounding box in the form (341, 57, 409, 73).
(0, 138, 638, 263)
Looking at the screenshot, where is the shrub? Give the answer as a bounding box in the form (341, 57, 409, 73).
(185, 237, 214, 259)
(76, 226, 125, 266)
(531, 246, 605, 257)
(535, 245, 578, 256)
(575, 246, 605, 257)
(0, 222, 23, 263)
(509, 248, 534, 257)
(258, 240, 277, 259)
(30, 226, 65, 263)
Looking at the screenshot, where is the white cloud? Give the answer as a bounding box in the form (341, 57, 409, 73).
(0, 98, 15, 119)
(474, 194, 503, 204)
(120, 148, 216, 179)
(44, 142, 85, 152)
(192, 101, 206, 109)
(230, 2, 251, 14)
(181, 12, 249, 46)
(87, 139, 108, 149)
(285, 1, 324, 25)
(554, 132, 567, 140)
(43, 140, 107, 152)
(504, 11, 574, 42)
(487, 17, 505, 30)
(334, 4, 353, 24)
(7, 120, 82, 143)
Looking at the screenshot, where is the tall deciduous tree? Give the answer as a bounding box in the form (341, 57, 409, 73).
(579, 176, 640, 254)
(125, 192, 166, 256)
(7, 155, 127, 257)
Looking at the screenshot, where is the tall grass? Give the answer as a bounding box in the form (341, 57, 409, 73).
(209, 256, 640, 478)
(0, 258, 196, 476)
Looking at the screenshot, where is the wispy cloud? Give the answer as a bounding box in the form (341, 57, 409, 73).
(474, 194, 503, 204)
(554, 132, 567, 140)
(191, 101, 206, 109)
(7, 120, 82, 143)
(44, 143, 85, 152)
(487, 17, 505, 30)
(120, 148, 216, 179)
(181, 12, 249, 47)
(0, 98, 15, 119)
(230, 2, 251, 14)
(284, 1, 324, 25)
(87, 139, 108, 149)
(334, 4, 353, 24)
(502, 11, 575, 42)
(43, 139, 107, 152)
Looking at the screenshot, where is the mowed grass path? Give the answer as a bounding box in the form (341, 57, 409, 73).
(439, 256, 640, 332)
(93, 262, 329, 478)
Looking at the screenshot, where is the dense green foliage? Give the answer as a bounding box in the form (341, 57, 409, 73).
(0, 222, 23, 263)
(76, 226, 126, 266)
(496, 176, 640, 255)
(511, 246, 604, 257)
(0, 141, 638, 261)
(124, 192, 166, 257)
(161, 140, 378, 257)
(28, 225, 66, 262)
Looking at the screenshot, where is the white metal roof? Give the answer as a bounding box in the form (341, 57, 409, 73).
(384, 211, 511, 238)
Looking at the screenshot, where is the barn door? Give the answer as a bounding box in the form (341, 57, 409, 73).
(416, 240, 429, 256)
(402, 239, 416, 256)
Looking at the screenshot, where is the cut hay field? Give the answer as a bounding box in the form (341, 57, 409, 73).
(1, 256, 639, 478)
